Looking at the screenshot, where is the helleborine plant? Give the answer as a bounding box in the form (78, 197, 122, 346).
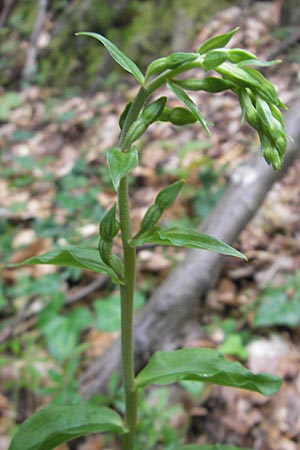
(9, 28, 287, 450)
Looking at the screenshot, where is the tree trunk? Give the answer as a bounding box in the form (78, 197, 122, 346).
(80, 101, 300, 398)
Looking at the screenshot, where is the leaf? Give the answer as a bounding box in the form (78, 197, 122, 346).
(131, 226, 246, 260)
(198, 27, 239, 54)
(166, 81, 210, 135)
(237, 59, 281, 68)
(107, 147, 139, 191)
(135, 348, 281, 396)
(8, 403, 126, 450)
(175, 445, 252, 450)
(254, 288, 300, 328)
(9, 246, 122, 284)
(75, 32, 144, 85)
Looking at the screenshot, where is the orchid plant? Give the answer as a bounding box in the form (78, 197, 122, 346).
(9, 27, 287, 450)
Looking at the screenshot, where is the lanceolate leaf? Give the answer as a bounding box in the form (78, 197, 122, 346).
(135, 348, 281, 396)
(175, 445, 252, 450)
(198, 27, 239, 54)
(75, 32, 145, 85)
(131, 226, 246, 260)
(8, 403, 126, 450)
(237, 59, 281, 68)
(9, 246, 122, 284)
(107, 146, 139, 191)
(166, 81, 210, 135)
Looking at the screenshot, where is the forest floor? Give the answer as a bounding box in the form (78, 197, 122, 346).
(1, 2, 300, 450)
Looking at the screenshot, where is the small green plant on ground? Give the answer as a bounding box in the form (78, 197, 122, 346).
(8, 26, 288, 450)
(254, 270, 300, 329)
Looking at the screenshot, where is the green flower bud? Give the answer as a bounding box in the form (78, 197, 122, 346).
(156, 180, 185, 210)
(99, 204, 120, 242)
(119, 101, 132, 130)
(165, 52, 198, 68)
(146, 57, 168, 79)
(260, 133, 282, 170)
(141, 97, 167, 125)
(136, 180, 184, 237)
(271, 150, 282, 172)
(98, 238, 124, 280)
(124, 118, 148, 147)
(238, 89, 260, 129)
(138, 204, 162, 237)
(202, 49, 228, 71)
(98, 238, 112, 267)
(170, 107, 197, 126)
(275, 133, 287, 157)
(255, 97, 274, 132)
(269, 103, 285, 127)
(173, 77, 234, 93)
(228, 48, 256, 63)
(159, 107, 172, 122)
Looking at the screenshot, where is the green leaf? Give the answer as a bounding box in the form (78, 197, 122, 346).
(131, 226, 246, 260)
(166, 81, 210, 135)
(237, 59, 281, 68)
(202, 50, 228, 71)
(75, 32, 144, 85)
(254, 289, 300, 328)
(8, 403, 126, 450)
(175, 445, 252, 450)
(135, 348, 281, 396)
(9, 246, 122, 284)
(198, 27, 239, 54)
(107, 147, 139, 191)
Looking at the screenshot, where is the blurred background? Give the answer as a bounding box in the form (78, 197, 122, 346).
(0, 1, 300, 449)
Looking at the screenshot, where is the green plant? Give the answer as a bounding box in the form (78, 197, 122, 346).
(8, 27, 288, 450)
(254, 270, 300, 328)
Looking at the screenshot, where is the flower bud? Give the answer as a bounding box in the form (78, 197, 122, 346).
(124, 118, 148, 147)
(99, 204, 120, 242)
(170, 107, 197, 126)
(141, 97, 167, 125)
(165, 52, 198, 68)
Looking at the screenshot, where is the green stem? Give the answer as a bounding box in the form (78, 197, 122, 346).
(117, 85, 150, 450)
(118, 176, 137, 450)
(115, 58, 205, 450)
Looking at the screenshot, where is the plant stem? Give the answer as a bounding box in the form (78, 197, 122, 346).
(115, 61, 205, 448)
(118, 176, 137, 450)
(116, 83, 152, 450)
